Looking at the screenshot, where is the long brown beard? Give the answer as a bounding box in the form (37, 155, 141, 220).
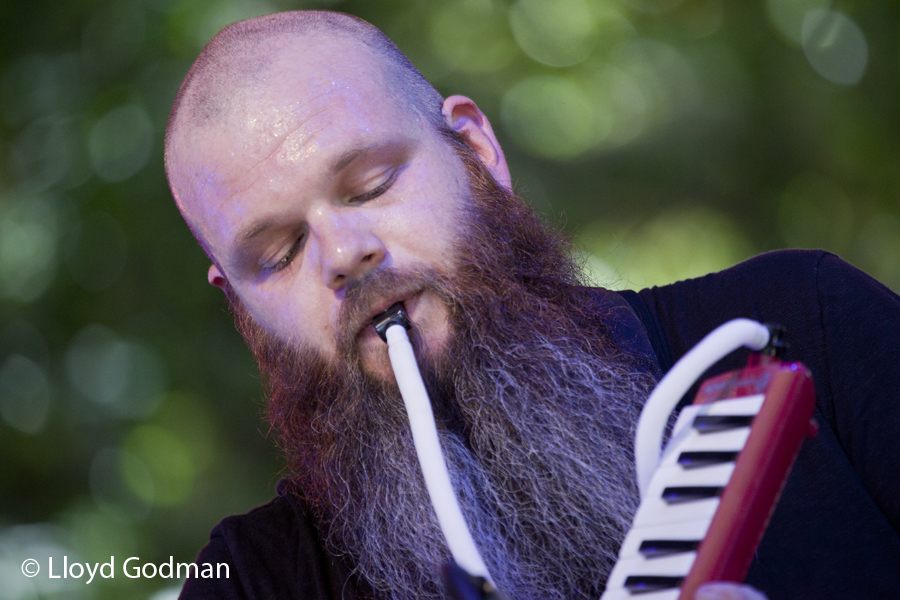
(228, 129, 657, 599)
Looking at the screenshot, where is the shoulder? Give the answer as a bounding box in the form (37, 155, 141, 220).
(643, 248, 830, 310)
(213, 486, 309, 551)
(630, 249, 831, 368)
(626, 248, 898, 399)
(179, 481, 366, 600)
(650, 248, 900, 361)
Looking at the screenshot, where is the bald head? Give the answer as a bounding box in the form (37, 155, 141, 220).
(168, 11, 443, 135)
(165, 11, 445, 247)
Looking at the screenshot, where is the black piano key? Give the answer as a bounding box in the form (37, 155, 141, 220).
(677, 450, 739, 468)
(624, 575, 685, 593)
(661, 486, 723, 504)
(693, 414, 754, 432)
(638, 539, 702, 557)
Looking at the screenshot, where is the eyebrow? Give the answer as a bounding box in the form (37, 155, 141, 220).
(328, 138, 409, 174)
(329, 147, 366, 173)
(238, 219, 276, 245)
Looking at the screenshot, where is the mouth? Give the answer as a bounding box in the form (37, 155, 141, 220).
(357, 291, 422, 342)
(372, 302, 413, 342)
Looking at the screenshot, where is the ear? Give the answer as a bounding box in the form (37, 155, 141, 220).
(442, 95, 512, 190)
(208, 264, 227, 290)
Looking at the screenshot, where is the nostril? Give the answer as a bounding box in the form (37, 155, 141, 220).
(362, 253, 374, 263)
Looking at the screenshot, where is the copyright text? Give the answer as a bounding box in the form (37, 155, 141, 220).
(21, 556, 229, 583)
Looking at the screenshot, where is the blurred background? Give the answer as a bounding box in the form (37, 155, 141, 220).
(0, 0, 897, 597)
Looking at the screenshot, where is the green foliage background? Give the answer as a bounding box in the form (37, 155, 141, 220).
(0, 0, 897, 597)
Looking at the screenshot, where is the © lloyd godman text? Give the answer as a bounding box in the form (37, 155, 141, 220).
(46, 556, 229, 583)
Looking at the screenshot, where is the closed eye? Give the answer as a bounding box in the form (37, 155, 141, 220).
(259, 233, 306, 275)
(349, 168, 399, 204)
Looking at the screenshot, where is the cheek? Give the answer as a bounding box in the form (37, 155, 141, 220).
(381, 154, 468, 262)
(242, 288, 292, 336)
(239, 281, 338, 356)
(419, 304, 452, 357)
(382, 196, 463, 267)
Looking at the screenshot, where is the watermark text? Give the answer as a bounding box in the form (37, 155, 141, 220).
(20, 556, 229, 583)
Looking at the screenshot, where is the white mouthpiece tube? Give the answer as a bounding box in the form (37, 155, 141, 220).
(634, 318, 771, 500)
(384, 324, 494, 584)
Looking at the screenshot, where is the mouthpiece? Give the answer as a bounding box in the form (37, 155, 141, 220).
(373, 302, 411, 342)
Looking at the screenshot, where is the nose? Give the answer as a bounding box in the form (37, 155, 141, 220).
(315, 212, 386, 290)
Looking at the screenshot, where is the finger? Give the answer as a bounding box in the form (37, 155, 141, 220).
(695, 582, 769, 600)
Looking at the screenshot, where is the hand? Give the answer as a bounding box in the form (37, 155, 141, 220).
(694, 582, 768, 600)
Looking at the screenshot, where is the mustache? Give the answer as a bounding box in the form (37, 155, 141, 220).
(335, 266, 448, 356)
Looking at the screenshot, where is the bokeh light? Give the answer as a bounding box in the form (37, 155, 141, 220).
(0, 355, 51, 434)
(88, 104, 154, 182)
(0, 53, 85, 128)
(611, 38, 699, 127)
(0, 194, 59, 302)
(0, 524, 82, 598)
(766, 0, 832, 44)
(500, 36, 698, 159)
(501, 75, 598, 158)
(150, 587, 184, 600)
(509, 0, 597, 68)
(801, 9, 868, 85)
(617, 0, 685, 14)
(581, 62, 647, 148)
(578, 207, 753, 289)
(668, 0, 723, 38)
(65, 325, 166, 419)
(124, 425, 196, 506)
(63, 503, 139, 565)
(10, 117, 84, 191)
(429, 0, 517, 73)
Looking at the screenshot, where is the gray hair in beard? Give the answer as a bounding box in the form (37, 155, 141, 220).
(226, 129, 657, 599)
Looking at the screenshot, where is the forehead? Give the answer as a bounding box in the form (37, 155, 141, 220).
(174, 34, 430, 234)
(218, 35, 412, 166)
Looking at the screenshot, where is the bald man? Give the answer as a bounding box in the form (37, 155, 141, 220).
(165, 10, 900, 600)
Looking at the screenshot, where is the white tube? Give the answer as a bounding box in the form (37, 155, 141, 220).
(634, 318, 770, 500)
(384, 324, 494, 584)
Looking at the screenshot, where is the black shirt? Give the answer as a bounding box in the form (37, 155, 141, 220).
(180, 250, 900, 600)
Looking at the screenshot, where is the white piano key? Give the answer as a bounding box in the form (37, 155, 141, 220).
(632, 463, 733, 528)
(600, 587, 681, 600)
(617, 519, 713, 561)
(700, 394, 764, 416)
(605, 552, 696, 591)
(669, 404, 703, 443)
(660, 428, 751, 468)
(666, 394, 763, 447)
(678, 428, 751, 452)
(667, 466, 733, 495)
(631, 490, 719, 529)
(650, 462, 736, 495)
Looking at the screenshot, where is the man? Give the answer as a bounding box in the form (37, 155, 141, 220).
(164, 10, 900, 600)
